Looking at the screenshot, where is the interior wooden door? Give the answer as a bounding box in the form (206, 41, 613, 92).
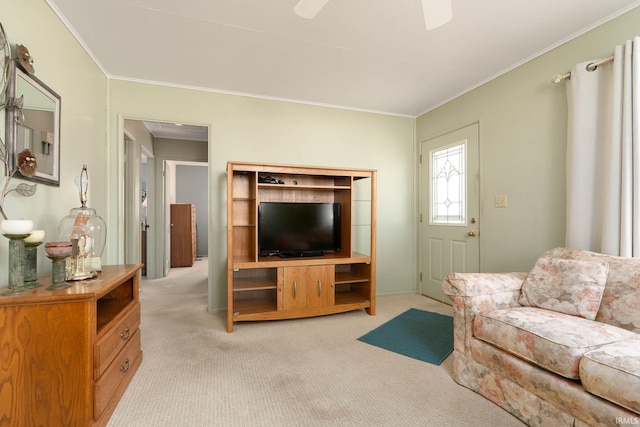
(170, 204, 195, 267)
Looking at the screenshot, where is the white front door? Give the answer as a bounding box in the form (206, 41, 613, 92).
(420, 123, 480, 302)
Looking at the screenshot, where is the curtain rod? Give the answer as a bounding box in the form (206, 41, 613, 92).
(551, 55, 614, 84)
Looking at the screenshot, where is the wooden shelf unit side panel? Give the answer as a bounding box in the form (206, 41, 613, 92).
(368, 170, 377, 315)
(351, 176, 373, 257)
(334, 186, 352, 257)
(226, 164, 237, 332)
(276, 266, 284, 311)
(226, 164, 234, 269)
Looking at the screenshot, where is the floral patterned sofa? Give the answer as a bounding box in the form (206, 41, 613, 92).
(442, 247, 640, 426)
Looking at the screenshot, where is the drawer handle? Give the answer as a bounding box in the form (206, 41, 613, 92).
(120, 327, 130, 340)
(120, 358, 130, 373)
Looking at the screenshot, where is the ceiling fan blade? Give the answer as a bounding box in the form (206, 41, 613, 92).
(294, 0, 331, 19)
(421, 0, 453, 30)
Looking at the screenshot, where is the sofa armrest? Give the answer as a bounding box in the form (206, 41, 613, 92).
(443, 272, 528, 297)
(442, 272, 528, 356)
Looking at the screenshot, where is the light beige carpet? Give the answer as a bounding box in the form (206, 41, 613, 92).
(108, 259, 524, 426)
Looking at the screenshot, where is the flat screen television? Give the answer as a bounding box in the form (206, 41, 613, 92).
(258, 202, 341, 257)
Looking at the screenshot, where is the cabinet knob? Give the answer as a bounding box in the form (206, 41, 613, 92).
(120, 326, 130, 340)
(120, 358, 130, 373)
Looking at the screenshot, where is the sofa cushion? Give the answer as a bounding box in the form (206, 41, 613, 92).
(473, 307, 636, 379)
(519, 257, 608, 320)
(580, 337, 640, 414)
(541, 248, 640, 332)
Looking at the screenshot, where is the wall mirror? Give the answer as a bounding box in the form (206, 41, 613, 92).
(5, 60, 61, 186)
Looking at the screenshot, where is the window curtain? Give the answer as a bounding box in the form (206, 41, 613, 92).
(566, 37, 640, 257)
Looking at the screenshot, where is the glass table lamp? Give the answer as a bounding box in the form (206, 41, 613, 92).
(58, 165, 106, 280)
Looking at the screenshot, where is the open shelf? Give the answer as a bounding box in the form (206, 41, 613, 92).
(96, 276, 135, 333)
(233, 293, 278, 316)
(258, 183, 351, 191)
(334, 290, 370, 306)
(233, 278, 277, 292)
(335, 263, 371, 284)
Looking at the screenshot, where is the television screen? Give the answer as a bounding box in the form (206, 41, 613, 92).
(258, 202, 341, 257)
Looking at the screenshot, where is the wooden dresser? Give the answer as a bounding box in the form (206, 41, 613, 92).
(0, 264, 143, 427)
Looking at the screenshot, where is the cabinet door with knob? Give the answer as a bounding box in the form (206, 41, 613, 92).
(283, 265, 334, 311)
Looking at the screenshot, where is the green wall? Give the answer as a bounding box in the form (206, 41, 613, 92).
(107, 81, 415, 312)
(1, 0, 107, 283)
(416, 7, 640, 272)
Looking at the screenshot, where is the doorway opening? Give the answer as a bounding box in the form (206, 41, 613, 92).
(122, 119, 209, 279)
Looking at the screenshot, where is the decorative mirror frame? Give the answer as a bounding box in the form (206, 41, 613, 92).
(5, 60, 61, 186)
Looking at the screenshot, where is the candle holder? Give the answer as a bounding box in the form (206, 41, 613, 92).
(24, 241, 44, 288)
(45, 242, 73, 290)
(23, 230, 45, 289)
(2, 233, 31, 296)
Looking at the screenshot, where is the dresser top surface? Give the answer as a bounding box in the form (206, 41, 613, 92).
(0, 264, 142, 306)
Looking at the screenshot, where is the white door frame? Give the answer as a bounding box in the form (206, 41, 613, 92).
(124, 129, 141, 266)
(119, 118, 209, 279)
(123, 133, 156, 276)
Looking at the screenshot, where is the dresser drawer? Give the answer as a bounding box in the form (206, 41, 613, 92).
(94, 301, 140, 378)
(94, 329, 141, 420)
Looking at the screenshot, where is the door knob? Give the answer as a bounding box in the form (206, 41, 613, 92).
(467, 231, 477, 237)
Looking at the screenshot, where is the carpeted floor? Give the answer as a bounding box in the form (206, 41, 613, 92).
(107, 259, 524, 426)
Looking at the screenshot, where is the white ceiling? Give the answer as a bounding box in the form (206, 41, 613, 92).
(47, 0, 640, 118)
(142, 121, 208, 141)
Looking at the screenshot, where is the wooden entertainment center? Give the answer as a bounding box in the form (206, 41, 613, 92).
(227, 161, 377, 332)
